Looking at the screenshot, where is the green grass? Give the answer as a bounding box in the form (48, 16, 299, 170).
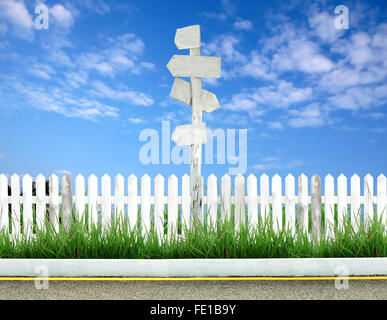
(0, 205, 386, 259)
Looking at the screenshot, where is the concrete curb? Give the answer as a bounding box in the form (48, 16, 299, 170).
(0, 258, 386, 277)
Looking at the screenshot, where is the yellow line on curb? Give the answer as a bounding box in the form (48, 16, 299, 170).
(0, 276, 386, 281)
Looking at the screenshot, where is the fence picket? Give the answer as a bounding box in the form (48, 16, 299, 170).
(0, 174, 7, 233)
(181, 174, 190, 231)
(235, 174, 245, 229)
(350, 174, 361, 232)
(127, 174, 138, 231)
(141, 174, 151, 237)
(260, 174, 269, 223)
(364, 174, 374, 229)
(101, 174, 112, 228)
(36, 174, 46, 230)
(377, 174, 386, 225)
(168, 175, 178, 238)
(154, 174, 165, 240)
(11, 174, 20, 236)
(114, 174, 125, 224)
(75, 174, 85, 222)
(247, 174, 258, 228)
(298, 174, 308, 233)
(207, 174, 217, 230)
(311, 174, 321, 239)
(272, 174, 282, 233)
(23, 174, 33, 236)
(324, 174, 335, 238)
(62, 174, 72, 232)
(49, 174, 59, 231)
(221, 174, 231, 222)
(337, 174, 348, 230)
(88, 174, 98, 227)
(285, 174, 295, 236)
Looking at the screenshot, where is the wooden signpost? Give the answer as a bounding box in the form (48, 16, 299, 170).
(167, 25, 221, 222)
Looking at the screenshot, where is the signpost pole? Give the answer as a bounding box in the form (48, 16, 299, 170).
(189, 47, 203, 222)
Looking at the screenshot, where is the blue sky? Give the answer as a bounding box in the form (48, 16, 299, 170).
(0, 0, 386, 182)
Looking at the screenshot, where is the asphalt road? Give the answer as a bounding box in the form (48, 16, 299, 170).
(0, 279, 386, 300)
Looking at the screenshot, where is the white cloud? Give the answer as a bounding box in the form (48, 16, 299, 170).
(0, 0, 33, 40)
(233, 18, 253, 30)
(288, 103, 325, 128)
(128, 117, 145, 124)
(253, 159, 304, 171)
(308, 10, 343, 44)
(27, 62, 56, 80)
(50, 4, 74, 29)
(55, 170, 72, 176)
(268, 121, 283, 130)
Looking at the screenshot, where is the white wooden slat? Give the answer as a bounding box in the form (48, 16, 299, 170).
(207, 174, 218, 230)
(22, 174, 33, 236)
(247, 174, 258, 228)
(49, 174, 59, 232)
(235, 174, 245, 229)
(154, 174, 165, 240)
(260, 174, 269, 223)
(311, 174, 321, 239)
(127, 174, 138, 231)
(377, 174, 386, 225)
(272, 174, 282, 233)
(221, 174, 231, 222)
(114, 174, 125, 224)
(181, 174, 190, 231)
(285, 174, 296, 236)
(61, 175, 72, 232)
(75, 174, 85, 222)
(350, 174, 361, 232)
(101, 174, 112, 228)
(324, 174, 335, 238)
(36, 174, 46, 230)
(141, 174, 151, 237)
(88, 174, 98, 227)
(168, 175, 178, 238)
(167, 55, 221, 78)
(0, 174, 7, 233)
(298, 174, 308, 233)
(174, 25, 200, 49)
(364, 174, 374, 228)
(337, 174, 348, 230)
(11, 174, 20, 236)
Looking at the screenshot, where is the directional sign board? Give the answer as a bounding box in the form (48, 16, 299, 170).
(172, 123, 207, 146)
(167, 55, 221, 78)
(174, 25, 200, 49)
(170, 78, 220, 113)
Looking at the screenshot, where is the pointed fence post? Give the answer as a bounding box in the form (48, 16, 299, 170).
(141, 174, 151, 237)
(350, 174, 361, 233)
(235, 174, 245, 230)
(298, 174, 308, 233)
(0, 174, 7, 233)
(36, 174, 47, 231)
(88, 174, 98, 228)
(377, 174, 386, 226)
(11, 174, 20, 237)
(114, 174, 125, 225)
(221, 174, 231, 222)
(272, 174, 282, 233)
(49, 174, 59, 232)
(23, 174, 33, 237)
(181, 174, 191, 234)
(75, 174, 85, 223)
(247, 174, 258, 229)
(324, 174, 335, 238)
(62, 174, 72, 232)
(337, 174, 348, 230)
(260, 174, 269, 224)
(101, 174, 112, 229)
(127, 174, 138, 232)
(285, 174, 296, 236)
(207, 174, 218, 230)
(154, 174, 165, 241)
(168, 175, 178, 239)
(311, 174, 321, 240)
(364, 174, 374, 230)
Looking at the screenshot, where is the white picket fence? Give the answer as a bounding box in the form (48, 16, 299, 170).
(0, 173, 386, 239)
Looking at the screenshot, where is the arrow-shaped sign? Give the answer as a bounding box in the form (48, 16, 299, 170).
(170, 78, 220, 113)
(172, 123, 207, 146)
(167, 55, 221, 78)
(174, 25, 200, 49)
